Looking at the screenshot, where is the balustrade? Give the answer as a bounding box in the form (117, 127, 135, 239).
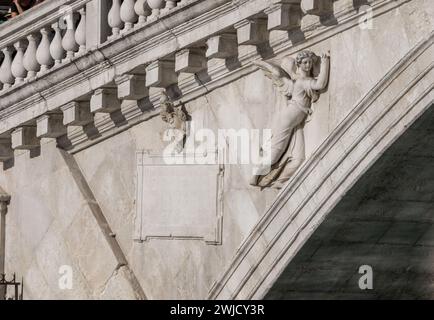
(0, 0, 198, 91)
(0, 0, 331, 163)
(134, 0, 151, 26)
(109, 0, 184, 38)
(0, 4, 87, 91)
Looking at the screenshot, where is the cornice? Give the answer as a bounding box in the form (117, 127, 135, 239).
(65, 0, 408, 153)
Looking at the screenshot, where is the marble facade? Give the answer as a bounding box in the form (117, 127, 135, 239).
(0, 0, 433, 299)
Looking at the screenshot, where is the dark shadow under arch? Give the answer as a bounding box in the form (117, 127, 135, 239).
(266, 103, 434, 300)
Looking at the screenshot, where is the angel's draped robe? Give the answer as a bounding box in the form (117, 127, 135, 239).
(254, 77, 319, 189)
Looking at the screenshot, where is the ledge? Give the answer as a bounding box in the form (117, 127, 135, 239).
(65, 0, 404, 153)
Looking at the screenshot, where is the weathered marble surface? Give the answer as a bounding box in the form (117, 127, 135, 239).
(0, 0, 432, 299)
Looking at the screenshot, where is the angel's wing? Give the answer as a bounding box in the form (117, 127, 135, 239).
(253, 60, 294, 98)
(280, 57, 298, 80)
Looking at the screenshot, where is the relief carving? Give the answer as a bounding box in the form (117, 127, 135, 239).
(250, 50, 330, 189)
(160, 92, 188, 153)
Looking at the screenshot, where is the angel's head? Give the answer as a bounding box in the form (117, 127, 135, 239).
(296, 50, 316, 76)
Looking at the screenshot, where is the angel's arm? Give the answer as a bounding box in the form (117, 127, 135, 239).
(311, 53, 330, 91)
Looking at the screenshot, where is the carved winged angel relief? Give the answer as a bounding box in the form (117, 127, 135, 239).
(250, 50, 330, 189)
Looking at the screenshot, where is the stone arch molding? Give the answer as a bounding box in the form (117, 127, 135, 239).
(208, 31, 434, 300)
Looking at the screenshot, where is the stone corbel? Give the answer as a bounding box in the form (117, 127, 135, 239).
(0, 139, 13, 162)
(115, 74, 149, 100)
(175, 48, 207, 74)
(301, 0, 331, 15)
(36, 114, 67, 139)
(146, 60, 178, 88)
(235, 19, 268, 45)
(90, 88, 121, 113)
(61, 101, 94, 126)
(265, 0, 302, 31)
(11, 126, 39, 150)
(206, 34, 238, 59)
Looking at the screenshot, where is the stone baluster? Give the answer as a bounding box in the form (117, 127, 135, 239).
(75, 8, 87, 55)
(134, 0, 151, 26)
(162, 0, 178, 14)
(147, 0, 165, 20)
(0, 47, 15, 90)
(121, 0, 138, 32)
(50, 22, 66, 66)
(62, 11, 79, 61)
(108, 0, 123, 38)
(36, 27, 54, 74)
(11, 41, 27, 85)
(23, 34, 41, 80)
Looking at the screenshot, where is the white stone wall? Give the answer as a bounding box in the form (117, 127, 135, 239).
(0, 0, 432, 299)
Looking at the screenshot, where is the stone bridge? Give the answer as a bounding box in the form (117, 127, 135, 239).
(0, 0, 433, 299)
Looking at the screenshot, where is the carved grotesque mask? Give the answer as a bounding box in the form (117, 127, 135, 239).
(160, 92, 188, 153)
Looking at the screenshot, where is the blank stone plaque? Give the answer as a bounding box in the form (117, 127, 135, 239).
(134, 151, 224, 245)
